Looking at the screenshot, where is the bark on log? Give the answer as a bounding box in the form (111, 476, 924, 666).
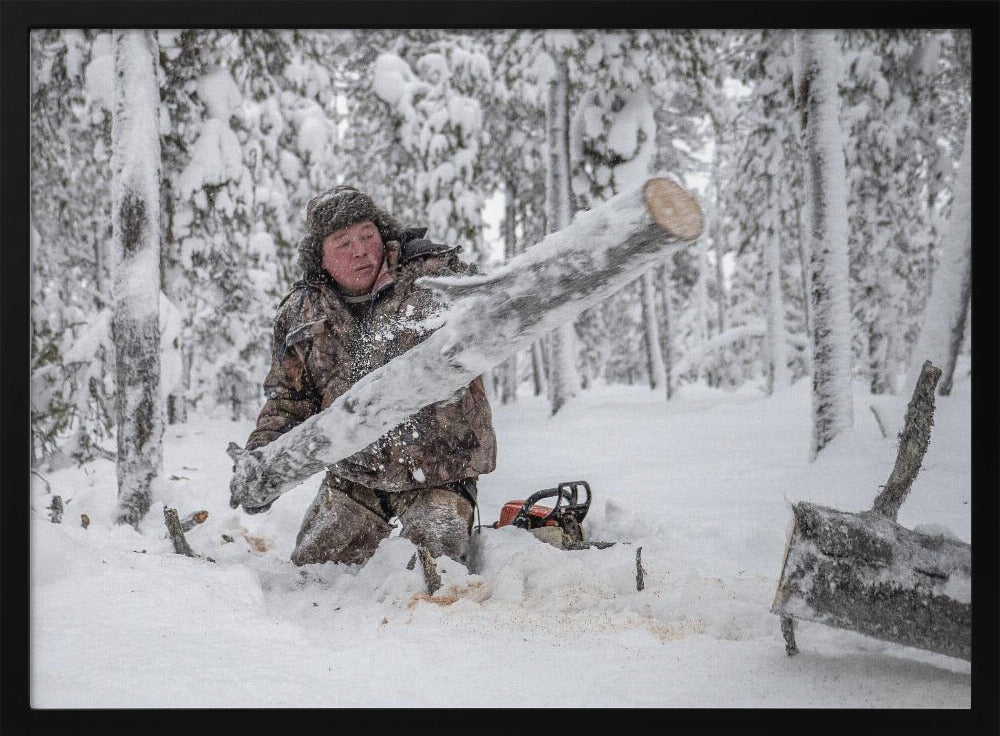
(163, 506, 197, 557)
(771, 502, 971, 660)
(230, 178, 703, 510)
(871, 360, 941, 520)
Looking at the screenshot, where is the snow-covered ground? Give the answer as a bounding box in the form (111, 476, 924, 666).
(30, 370, 972, 708)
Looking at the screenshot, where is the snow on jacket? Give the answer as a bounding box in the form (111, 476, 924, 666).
(245, 234, 497, 492)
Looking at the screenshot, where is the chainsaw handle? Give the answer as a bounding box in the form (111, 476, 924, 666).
(513, 486, 571, 526)
(557, 481, 591, 508)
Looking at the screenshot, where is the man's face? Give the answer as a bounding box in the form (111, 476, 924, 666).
(321, 220, 385, 295)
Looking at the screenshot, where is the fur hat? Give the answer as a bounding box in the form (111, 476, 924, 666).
(297, 185, 403, 277)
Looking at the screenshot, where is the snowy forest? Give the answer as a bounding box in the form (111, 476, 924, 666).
(31, 28, 972, 476)
(28, 28, 976, 709)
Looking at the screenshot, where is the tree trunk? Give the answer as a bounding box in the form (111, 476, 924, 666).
(694, 236, 711, 385)
(795, 203, 813, 351)
(939, 284, 971, 396)
(230, 178, 703, 510)
(640, 270, 666, 390)
(161, 173, 188, 424)
(710, 148, 728, 337)
(907, 120, 972, 398)
(530, 341, 547, 396)
(111, 30, 164, 529)
(763, 229, 788, 395)
(796, 31, 853, 459)
(867, 312, 894, 395)
(657, 264, 675, 400)
(499, 179, 520, 404)
(544, 53, 580, 416)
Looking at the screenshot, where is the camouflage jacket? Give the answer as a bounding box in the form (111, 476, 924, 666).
(245, 234, 497, 492)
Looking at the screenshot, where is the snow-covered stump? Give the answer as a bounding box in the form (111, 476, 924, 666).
(229, 177, 703, 511)
(771, 361, 972, 661)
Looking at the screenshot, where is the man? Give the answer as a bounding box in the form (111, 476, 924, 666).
(238, 185, 497, 567)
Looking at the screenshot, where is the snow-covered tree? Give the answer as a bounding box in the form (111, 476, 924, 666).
(30, 30, 118, 465)
(841, 31, 933, 395)
(370, 34, 493, 266)
(905, 120, 971, 397)
(110, 29, 164, 528)
(539, 35, 581, 414)
(795, 30, 853, 459)
(729, 31, 802, 394)
(156, 30, 340, 421)
(571, 60, 664, 391)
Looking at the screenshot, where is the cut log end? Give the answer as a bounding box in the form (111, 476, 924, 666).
(643, 178, 704, 242)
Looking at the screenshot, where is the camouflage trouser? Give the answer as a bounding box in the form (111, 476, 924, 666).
(290, 473, 477, 567)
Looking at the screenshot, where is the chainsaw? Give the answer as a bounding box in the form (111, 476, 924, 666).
(488, 480, 615, 550)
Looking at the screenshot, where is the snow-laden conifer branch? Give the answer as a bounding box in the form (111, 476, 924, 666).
(230, 178, 703, 510)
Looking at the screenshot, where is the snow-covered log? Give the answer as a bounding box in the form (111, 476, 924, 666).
(772, 361, 971, 661)
(771, 502, 971, 661)
(230, 178, 703, 510)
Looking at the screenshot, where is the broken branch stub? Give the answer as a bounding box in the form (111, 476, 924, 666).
(417, 546, 442, 595)
(230, 178, 703, 511)
(871, 360, 942, 521)
(163, 506, 197, 558)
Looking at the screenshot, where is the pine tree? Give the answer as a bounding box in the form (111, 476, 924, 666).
(569, 30, 689, 395)
(795, 30, 853, 459)
(110, 29, 164, 528)
(729, 31, 801, 394)
(482, 30, 552, 399)
(541, 36, 581, 414)
(368, 32, 494, 266)
(906, 119, 971, 397)
(30, 29, 118, 466)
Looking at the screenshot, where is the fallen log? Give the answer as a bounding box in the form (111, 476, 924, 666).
(230, 178, 703, 511)
(771, 361, 972, 661)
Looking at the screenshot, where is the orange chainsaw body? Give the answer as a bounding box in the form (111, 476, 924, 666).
(497, 501, 560, 528)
